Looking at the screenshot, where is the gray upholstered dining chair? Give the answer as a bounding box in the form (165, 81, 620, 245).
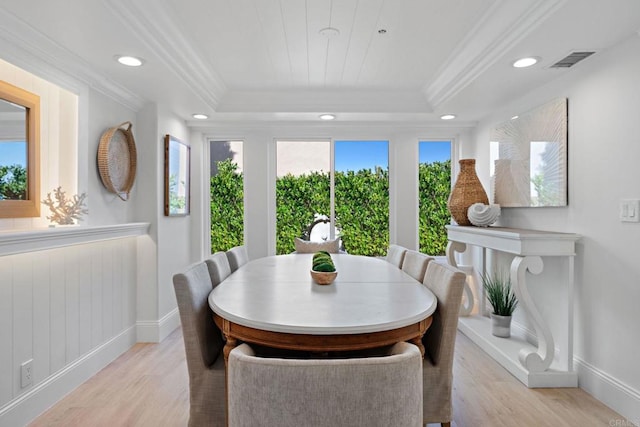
(172, 262, 226, 427)
(385, 244, 408, 268)
(225, 245, 249, 272)
(401, 250, 434, 283)
(227, 342, 423, 427)
(205, 251, 232, 285)
(421, 261, 467, 427)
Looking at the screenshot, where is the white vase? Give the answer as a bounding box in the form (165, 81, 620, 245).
(490, 313, 512, 338)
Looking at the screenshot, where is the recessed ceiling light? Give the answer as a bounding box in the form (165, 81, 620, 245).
(511, 115, 519, 120)
(440, 114, 456, 120)
(512, 57, 539, 68)
(115, 55, 144, 67)
(319, 114, 336, 120)
(192, 113, 209, 120)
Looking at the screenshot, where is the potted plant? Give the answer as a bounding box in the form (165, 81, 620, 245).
(481, 271, 518, 338)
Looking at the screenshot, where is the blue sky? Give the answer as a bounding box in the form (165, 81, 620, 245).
(0, 141, 26, 167)
(333, 140, 451, 172)
(335, 141, 388, 172)
(419, 141, 451, 164)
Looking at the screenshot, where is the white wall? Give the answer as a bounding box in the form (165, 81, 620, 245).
(86, 90, 138, 225)
(130, 102, 191, 342)
(469, 34, 640, 422)
(156, 106, 191, 321)
(0, 236, 139, 426)
(0, 55, 162, 424)
(0, 59, 78, 231)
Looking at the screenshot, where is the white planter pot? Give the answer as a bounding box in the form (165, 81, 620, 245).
(491, 314, 512, 338)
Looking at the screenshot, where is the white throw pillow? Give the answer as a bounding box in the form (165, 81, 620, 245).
(294, 237, 340, 254)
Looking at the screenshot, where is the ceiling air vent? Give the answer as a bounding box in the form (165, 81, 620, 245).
(550, 51, 595, 68)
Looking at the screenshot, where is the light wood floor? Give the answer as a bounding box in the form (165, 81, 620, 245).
(29, 328, 627, 427)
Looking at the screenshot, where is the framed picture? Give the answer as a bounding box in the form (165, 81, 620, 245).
(164, 134, 190, 216)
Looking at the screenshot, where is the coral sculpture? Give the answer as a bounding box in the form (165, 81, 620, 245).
(42, 187, 88, 225)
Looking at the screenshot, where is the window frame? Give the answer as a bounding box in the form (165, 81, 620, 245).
(274, 139, 390, 256)
(0, 80, 40, 218)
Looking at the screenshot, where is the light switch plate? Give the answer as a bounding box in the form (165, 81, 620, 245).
(620, 199, 640, 222)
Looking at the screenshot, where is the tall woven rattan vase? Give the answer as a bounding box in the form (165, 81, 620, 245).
(447, 159, 489, 226)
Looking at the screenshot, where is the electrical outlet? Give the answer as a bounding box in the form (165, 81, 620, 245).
(21, 359, 33, 388)
(620, 199, 640, 222)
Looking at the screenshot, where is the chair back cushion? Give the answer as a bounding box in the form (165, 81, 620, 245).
(205, 251, 232, 286)
(173, 262, 224, 371)
(385, 244, 407, 268)
(421, 261, 466, 366)
(228, 342, 422, 427)
(294, 237, 340, 253)
(226, 245, 249, 272)
(401, 250, 433, 283)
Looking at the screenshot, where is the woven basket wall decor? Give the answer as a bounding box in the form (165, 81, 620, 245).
(447, 159, 489, 226)
(97, 121, 137, 201)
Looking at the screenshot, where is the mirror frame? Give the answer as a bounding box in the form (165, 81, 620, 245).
(0, 80, 40, 218)
(489, 98, 568, 207)
(164, 134, 190, 217)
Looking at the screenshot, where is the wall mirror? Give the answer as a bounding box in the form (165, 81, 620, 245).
(490, 98, 568, 207)
(0, 80, 40, 218)
(164, 134, 190, 216)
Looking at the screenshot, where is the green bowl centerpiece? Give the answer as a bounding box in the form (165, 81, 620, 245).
(310, 251, 337, 285)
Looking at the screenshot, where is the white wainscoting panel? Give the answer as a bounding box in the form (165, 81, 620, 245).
(0, 234, 140, 426)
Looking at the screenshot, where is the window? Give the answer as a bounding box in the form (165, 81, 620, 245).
(334, 140, 388, 256)
(418, 141, 451, 255)
(275, 140, 330, 255)
(0, 80, 40, 217)
(275, 140, 389, 256)
(209, 140, 244, 253)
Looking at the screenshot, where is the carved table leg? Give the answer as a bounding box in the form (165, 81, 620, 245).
(220, 320, 238, 427)
(223, 336, 238, 365)
(409, 314, 432, 358)
(446, 240, 473, 316)
(410, 336, 425, 358)
(511, 255, 555, 372)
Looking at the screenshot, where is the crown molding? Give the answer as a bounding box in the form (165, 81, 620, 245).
(423, 0, 567, 109)
(104, 0, 227, 110)
(188, 114, 478, 133)
(217, 89, 432, 114)
(0, 7, 146, 111)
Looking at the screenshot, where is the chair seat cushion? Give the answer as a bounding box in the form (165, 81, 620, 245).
(294, 237, 340, 253)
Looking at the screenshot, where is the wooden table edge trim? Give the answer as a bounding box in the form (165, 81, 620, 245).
(216, 313, 432, 360)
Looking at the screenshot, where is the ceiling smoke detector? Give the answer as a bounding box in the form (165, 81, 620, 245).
(319, 27, 340, 38)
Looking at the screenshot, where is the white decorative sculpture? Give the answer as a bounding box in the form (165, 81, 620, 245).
(467, 203, 500, 227)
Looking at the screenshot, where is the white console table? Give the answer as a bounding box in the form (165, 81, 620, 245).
(446, 225, 580, 388)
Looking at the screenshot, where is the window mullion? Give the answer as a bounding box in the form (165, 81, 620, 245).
(330, 138, 335, 241)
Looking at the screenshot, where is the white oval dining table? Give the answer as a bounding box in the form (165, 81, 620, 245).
(208, 253, 437, 361)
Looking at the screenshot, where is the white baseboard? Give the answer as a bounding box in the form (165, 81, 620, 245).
(575, 356, 640, 425)
(136, 308, 180, 343)
(0, 326, 136, 427)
